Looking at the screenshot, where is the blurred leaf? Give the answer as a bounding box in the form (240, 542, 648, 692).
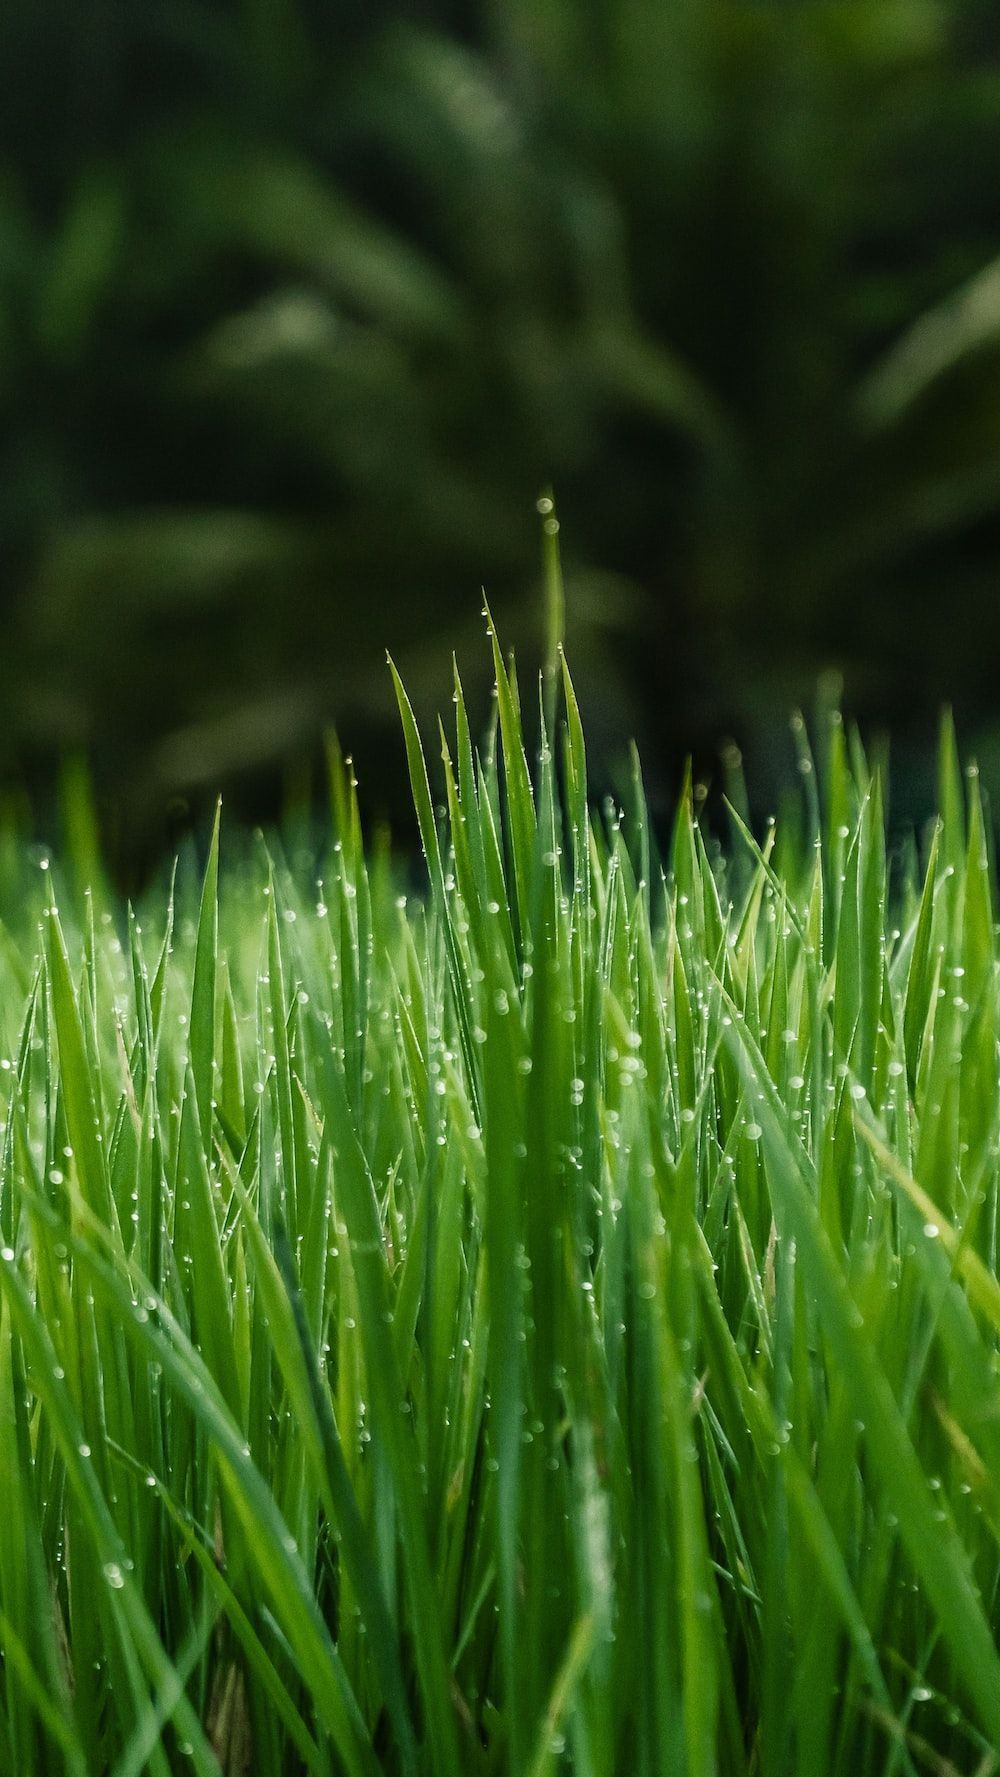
(34, 165, 125, 361)
(858, 254, 1000, 428)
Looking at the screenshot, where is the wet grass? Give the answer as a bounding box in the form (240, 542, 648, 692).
(1, 628, 1000, 1774)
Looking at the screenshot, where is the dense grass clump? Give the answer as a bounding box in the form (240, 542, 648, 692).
(2, 630, 1000, 1776)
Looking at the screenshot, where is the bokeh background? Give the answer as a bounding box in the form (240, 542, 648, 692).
(4, 0, 1000, 868)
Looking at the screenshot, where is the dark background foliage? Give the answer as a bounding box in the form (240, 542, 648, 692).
(3, 0, 1000, 863)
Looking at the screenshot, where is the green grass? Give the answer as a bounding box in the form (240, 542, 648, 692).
(1, 638, 1000, 1776)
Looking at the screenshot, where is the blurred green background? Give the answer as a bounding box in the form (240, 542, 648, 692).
(4, 0, 1000, 864)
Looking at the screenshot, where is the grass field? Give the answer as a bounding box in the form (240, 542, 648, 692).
(1, 619, 1000, 1775)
